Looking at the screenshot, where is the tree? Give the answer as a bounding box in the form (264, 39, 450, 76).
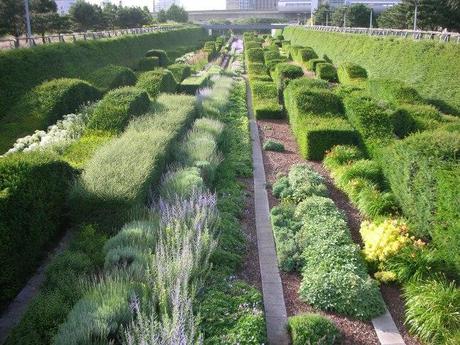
(157, 9, 167, 23)
(116, 7, 151, 28)
(31, 11, 61, 39)
(0, 0, 25, 38)
(166, 4, 188, 23)
(102, 3, 119, 30)
(69, 1, 104, 31)
(377, 4, 407, 29)
(332, 4, 371, 27)
(30, 0, 57, 13)
(314, 4, 333, 26)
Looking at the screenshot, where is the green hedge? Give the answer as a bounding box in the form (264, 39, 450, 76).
(246, 48, 264, 63)
(250, 81, 283, 119)
(88, 65, 136, 92)
(307, 58, 326, 72)
(337, 62, 367, 84)
(246, 41, 261, 50)
(283, 26, 460, 114)
(264, 49, 281, 63)
(0, 152, 74, 309)
(272, 63, 304, 90)
(87, 87, 150, 133)
(368, 79, 425, 105)
(145, 49, 169, 66)
(284, 79, 359, 160)
(136, 69, 177, 97)
(247, 62, 271, 81)
(137, 56, 160, 71)
(293, 47, 318, 65)
(390, 103, 443, 138)
(180, 73, 210, 94)
(167, 63, 191, 82)
(316, 63, 337, 82)
(288, 314, 340, 345)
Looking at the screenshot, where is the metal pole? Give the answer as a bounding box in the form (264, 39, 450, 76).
(414, 0, 418, 31)
(24, 0, 32, 46)
(370, 9, 373, 29)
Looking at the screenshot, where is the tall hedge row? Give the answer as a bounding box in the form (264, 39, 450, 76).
(0, 27, 206, 119)
(283, 26, 460, 114)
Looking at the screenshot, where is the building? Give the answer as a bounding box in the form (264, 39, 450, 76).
(277, 0, 399, 13)
(226, 0, 240, 9)
(54, 0, 76, 14)
(155, 0, 181, 12)
(325, 0, 400, 12)
(227, 0, 256, 10)
(255, 0, 278, 10)
(277, 0, 316, 13)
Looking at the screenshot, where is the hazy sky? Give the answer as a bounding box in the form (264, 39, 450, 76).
(88, 0, 226, 11)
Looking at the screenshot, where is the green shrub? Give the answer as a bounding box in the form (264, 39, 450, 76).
(180, 73, 210, 94)
(265, 57, 288, 71)
(247, 62, 270, 81)
(368, 79, 425, 105)
(145, 49, 169, 66)
(307, 58, 326, 72)
(29, 78, 101, 126)
(0, 152, 74, 309)
(337, 62, 367, 84)
(246, 48, 264, 63)
(136, 69, 177, 97)
(250, 81, 283, 119)
(296, 47, 318, 64)
(287, 77, 329, 91)
(87, 87, 150, 133)
(323, 145, 364, 169)
(288, 314, 340, 345)
(137, 56, 160, 71)
(263, 139, 285, 152)
(88, 64, 137, 92)
(160, 167, 204, 200)
(336, 160, 385, 190)
(245, 41, 261, 50)
(316, 63, 338, 82)
(273, 63, 304, 90)
(264, 49, 281, 64)
(167, 63, 192, 82)
(390, 103, 443, 137)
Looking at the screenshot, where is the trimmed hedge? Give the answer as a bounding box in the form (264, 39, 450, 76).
(368, 79, 425, 105)
(246, 41, 262, 50)
(316, 63, 338, 82)
(284, 79, 360, 160)
(390, 103, 443, 138)
(0, 152, 74, 309)
(167, 63, 191, 82)
(87, 87, 150, 133)
(337, 62, 367, 84)
(294, 47, 318, 65)
(136, 69, 177, 97)
(288, 314, 340, 345)
(250, 81, 283, 119)
(247, 62, 271, 81)
(29, 78, 101, 126)
(145, 49, 169, 66)
(272, 63, 304, 90)
(246, 48, 264, 63)
(283, 26, 460, 114)
(307, 58, 326, 72)
(264, 49, 281, 64)
(88, 65, 137, 92)
(137, 56, 159, 71)
(180, 73, 210, 94)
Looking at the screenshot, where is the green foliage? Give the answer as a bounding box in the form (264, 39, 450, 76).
(250, 81, 283, 119)
(0, 152, 74, 309)
(247, 62, 271, 81)
(316, 63, 338, 82)
(283, 26, 460, 114)
(246, 41, 261, 50)
(337, 62, 367, 84)
(295, 47, 318, 64)
(167, 63, 192, 82)
(88, 64, 137, 92)
(137, 56, 160, 71)
(180, 73, 210, 94)
(273, 63, 304, 90)
(245, 48, 264, 63)
(307, 58, 326, 72)
(263, 139, 285, 152)
(160, 167, 204, 200)
(145, 49, 169, 66)
(323, 144, 364, 169)
(368, 79, 425, 105)
(136, 69, 177, 98)
(263, 49, 281, 64)
(390, 103, 443, 138)
(288, 314, 340, 345)
(87, 87, 150, 133)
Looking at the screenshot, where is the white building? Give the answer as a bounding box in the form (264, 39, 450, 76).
(277, 0, 399, 13)
(155, 0, 181, 12)
(54, 0, 76, 14)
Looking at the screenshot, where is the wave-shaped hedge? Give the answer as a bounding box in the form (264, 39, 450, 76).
(283, 26, 460, 114)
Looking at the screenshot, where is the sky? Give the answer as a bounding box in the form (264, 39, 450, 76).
(87, 0, 226, 11)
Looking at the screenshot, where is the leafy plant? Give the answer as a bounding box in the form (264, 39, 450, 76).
(316, 63, 338, 82)
(288, 314, 340, 345)
(263, 139, 285, 152)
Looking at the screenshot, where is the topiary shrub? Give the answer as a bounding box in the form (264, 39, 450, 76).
(89, 65, 137, 92)
(87, 87, 150, 133)
(248, 62, 271, 81)
(0, 152, 74, 309)
(368, 79, 425, 105)
(145, 49, 169, 66)
(264, 49, 281, 64)
(296, 47, 318, 64)
(246, 48, 264, 63)
(307, 58, 326, 72)
(166, 63, 191, 83)
(137, 69, 177, 97)
(246, 41, 262, 50)
(137, 57, 160, 71)
(250, 81, 283, 119)
(29, 78, 101, 126)
(316, 63, 338, 82)
(390, 103, 442, 138)
(263, 139, 285, 152)
(273, 63, 304, 90)
(288, 314, 340, 345)
(337, 62, 367, 84)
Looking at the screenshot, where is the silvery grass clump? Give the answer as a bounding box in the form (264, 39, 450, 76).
(200, 77, 234, 118)
(159, 167, 204, 201)
(3, 112, 88, 156)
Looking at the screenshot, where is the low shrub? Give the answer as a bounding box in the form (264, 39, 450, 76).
(263, 139, 285, 152)
(368, 79, 425, 105)
(0, 152, 74, 309)
(264, 49, 281, 63)
(390, 103, 442, 138)
(295, 47, 318, 64)
(137, 56, 160, 71)
(287, 77, 329, 91)
(167, 63, 192, 83)
(29, 78, 101, 127)
(307, 58, 326, 72)
(288, 314, 340, 345)
(145, 49, 169, 66)
(137, 69, 177, 97)
(245, 41, 261, 50)
(246, 48, 264, 63)
(323, 145, 364, 169)
(180, 73, 210, 94)
(273, 63, 304, 90)
(88, 65, 136, 92)
(203, 41, 217, 57)
(337, 62, 367, 84)
(87, 87, 150, 133)
(250, 81, 283, 119)
(316, 63, 338, 82)
(247, 62, 271, 81)
(336, 159, 385, 190)
(265, 57, 288, 71)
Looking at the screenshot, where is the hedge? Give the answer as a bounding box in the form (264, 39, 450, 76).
(283, 26, 460, 114)
(368, 79, 425, 105)
(167, 63, 191, 82)
(264, 49, 281, 64)
(272, 63, 304, 90)
(293, 47, 318, 65)
(390, 103, 443, 138)
(245, 48, 264, 63)
(288, 314, 340, 345)
(0, 152, 74, 309)
(137, 56, 160, 71)
(145, 49, 169, 66)
(88, 64, 136, 92)
(247, 62, 271, 81)
(87, 87, 150, 133)
(180, 73, 210, 94)
(245, 41, 261, 50)
(71, 94, 197, 230)
(250, 81, 283, 119)
(337, 62, 367, 84)
(136, 69, 177, 97)
(316, 63, 338, 82)
(307, 58, 326, 72)
(284, 79, 360, 160)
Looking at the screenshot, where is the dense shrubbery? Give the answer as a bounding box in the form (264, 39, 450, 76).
(272, 63, 304, 90)
(294, 47, 318, 65)
(390, 103, 443, 138)
(167, 63, 192, 82)
(246, 48, 264, 63)
(247, 62, 271, 81)
(316, 63, 338, 82)
(136, 69, 177, 98)
(0, 152, 74, 309)
(288, 314, 340, 345)
(337, 62, 367, 84)
(136, 56, 160, 71)
(250, 81, 283, 119)
(145, 49, 169, 66)
(88, 65, 137, 92)
(307, 58, 326, 72)
(87, 87, 150, 133)
(368, 79, 424, 105)
(263, 139, 285, 152)
(180, 73, 211, 94)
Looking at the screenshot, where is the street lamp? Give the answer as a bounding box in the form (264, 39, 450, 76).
(414, 0, 419, 31)
(24, 0, 32, 45)
(369, 8, 373, 29)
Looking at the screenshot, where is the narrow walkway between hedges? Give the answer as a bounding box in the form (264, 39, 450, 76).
(0, 230, 73, 344)
(245, 76, 290, 345)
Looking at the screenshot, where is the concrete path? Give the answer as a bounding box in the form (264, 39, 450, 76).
(0, 230, 73, 344)
(245, 77, 290, 345)
(372, 308, 406, 345)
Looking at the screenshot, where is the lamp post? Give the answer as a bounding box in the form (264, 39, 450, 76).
(24, 0, 32, 46)
(370, 8, 373, 29)
(414, 0, 419, 31)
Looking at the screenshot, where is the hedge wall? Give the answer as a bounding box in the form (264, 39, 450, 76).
(283, 27, 460, 114)
(0, 27, 206, 119)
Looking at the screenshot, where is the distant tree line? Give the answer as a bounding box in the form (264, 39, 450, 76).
(0, 0, 189, 40)
(314, 0, 460, 32)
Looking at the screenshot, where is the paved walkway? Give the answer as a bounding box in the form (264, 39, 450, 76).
(245, 77, 290, 345)
(372, 308, 406, 345)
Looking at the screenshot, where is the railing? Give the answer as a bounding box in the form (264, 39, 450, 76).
(300, 25, 460, 43)
(0, 25, 184, 50)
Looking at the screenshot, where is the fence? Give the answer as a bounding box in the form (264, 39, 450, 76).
(0, 25, 183, 50)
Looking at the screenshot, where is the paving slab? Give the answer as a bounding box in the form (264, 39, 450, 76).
(372, 308, 406, 345)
